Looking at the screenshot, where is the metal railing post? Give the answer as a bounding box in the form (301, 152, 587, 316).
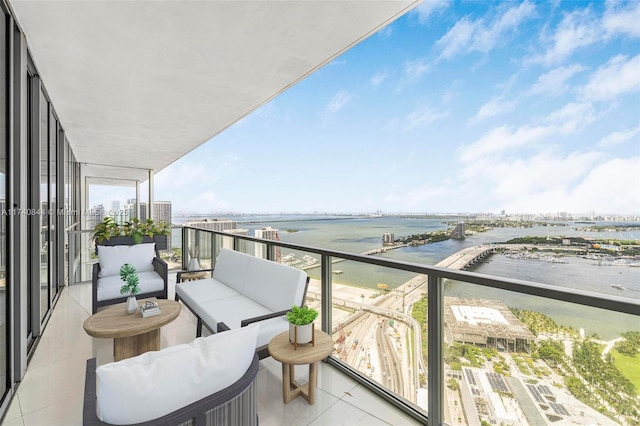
(182, 226, 188, 270)
(68, 232, 75, 286)
(321, 254, 332, 334)
(428, 274, 444, 425)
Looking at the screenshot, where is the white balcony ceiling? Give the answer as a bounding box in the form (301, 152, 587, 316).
(9, 0, 420, 181)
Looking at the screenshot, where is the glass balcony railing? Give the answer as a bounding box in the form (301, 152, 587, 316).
(70, 225, 639, 425)
(180, 226, 640, 425)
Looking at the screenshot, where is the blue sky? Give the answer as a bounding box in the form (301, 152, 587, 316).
(100, 0, 640, 216)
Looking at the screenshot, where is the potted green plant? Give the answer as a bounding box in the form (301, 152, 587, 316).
(286, 305, 318, 348)
(119, 263, 141, 314)
(92, 217, 170, 250)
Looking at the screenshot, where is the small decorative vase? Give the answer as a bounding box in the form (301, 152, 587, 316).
(187, 258, 200, 271)
(289, 322, 315, 350)
(125, 295, 138, 314)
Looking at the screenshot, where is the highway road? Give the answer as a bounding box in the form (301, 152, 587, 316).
(312, 244, 497, 404)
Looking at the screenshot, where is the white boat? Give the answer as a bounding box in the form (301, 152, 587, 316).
(611, 284, 625, 290)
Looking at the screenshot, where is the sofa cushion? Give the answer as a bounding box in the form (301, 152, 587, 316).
(198, 295, 288, 348)
(212, 248, 251, 293)
(198, 295, 270, 329)
(242, 257, 307, 312)
(96, 271, 164, 302)
(97, 243, 156, 277)
(96, 323, 259, 425)
(175, 277, 240, 309)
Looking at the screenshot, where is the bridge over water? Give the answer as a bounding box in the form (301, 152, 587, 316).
(435, 244, 496, 270)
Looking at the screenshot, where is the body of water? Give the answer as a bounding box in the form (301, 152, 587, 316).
(181, 215, 640, 339)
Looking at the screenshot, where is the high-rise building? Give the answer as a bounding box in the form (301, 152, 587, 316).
(382, 233, 395, 246)
(140, 201, 172, 225)
(254, 227, 280, 260)
(184, 219, 249, 257)
(450, 222, 466, 240)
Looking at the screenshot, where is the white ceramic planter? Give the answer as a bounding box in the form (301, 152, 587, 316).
(187, 258, 200, 271)
(125, 296, 138, 314)
(289, 322, 314, 345)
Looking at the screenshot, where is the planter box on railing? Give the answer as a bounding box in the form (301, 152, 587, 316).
(95, 235, 168, 253)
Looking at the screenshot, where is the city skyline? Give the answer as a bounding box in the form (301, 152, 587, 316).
(93, 1, 639, 215)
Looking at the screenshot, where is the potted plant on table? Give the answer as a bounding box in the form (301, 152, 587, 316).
(119, 263, 141, 314)
(286, 305, 318, 349)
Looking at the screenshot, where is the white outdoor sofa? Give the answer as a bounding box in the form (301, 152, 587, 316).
(175, 248, 309, 358)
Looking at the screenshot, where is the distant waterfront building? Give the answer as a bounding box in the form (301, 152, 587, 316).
(186, 218, 238, 232)
(140, 201, 172, 225)
(254, 227, 281, 260)
(450, 222, 466, 240)
(382, 233, 395, 246)
(184, 219, 249, 258)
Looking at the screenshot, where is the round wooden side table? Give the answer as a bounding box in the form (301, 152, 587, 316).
(83, 298, 181, 361)
(268, 329, 334, 405)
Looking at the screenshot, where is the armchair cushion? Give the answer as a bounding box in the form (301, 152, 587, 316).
(95, 323, 259, 425)
(96, 271, 165, 302)
(97, 243, 156, 277)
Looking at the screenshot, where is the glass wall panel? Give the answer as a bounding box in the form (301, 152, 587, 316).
(48, 113, 57, 297)
(443, 281, 639, 426)
(0, 6, 8, 404)
(38, 89, 49, 320)
(328, 258, 425, 411)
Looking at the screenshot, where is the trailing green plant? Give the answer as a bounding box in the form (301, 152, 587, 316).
(92, 217, 170, 244)
(119, 263, 141, 296)
(286, 305, 318, 326)
(92, 217, 120, 244)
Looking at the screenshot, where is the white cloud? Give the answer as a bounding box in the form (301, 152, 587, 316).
(597, 125, 640, 147)
(533, 2, 640, 65)
(459, 125, 553, 164)
(581, 54, 640, 101)
(414, 0, 451, 23)
(469, 97, 517, 124)
(462, 101, 596, 163)
(370, 71, 389, 87)
(324, 90, 351, 114)
(568, 157, 640, 214)
(436, 1, 535, 59)
(543, 102, 595, 133)
(404, 59, 430, 80)
(437, 17, 474, 60)
(534, 8, 601, 65)
(603, 0, 640, 37)
(527, 64, 586, 96)
(403, 102, 448, 131)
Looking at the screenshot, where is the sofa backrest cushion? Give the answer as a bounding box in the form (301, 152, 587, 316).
(97, 243, 156, 278)
(212, 248, 251, 293)
(95, 323, 259, 425)
(243, 256, 307, 312)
